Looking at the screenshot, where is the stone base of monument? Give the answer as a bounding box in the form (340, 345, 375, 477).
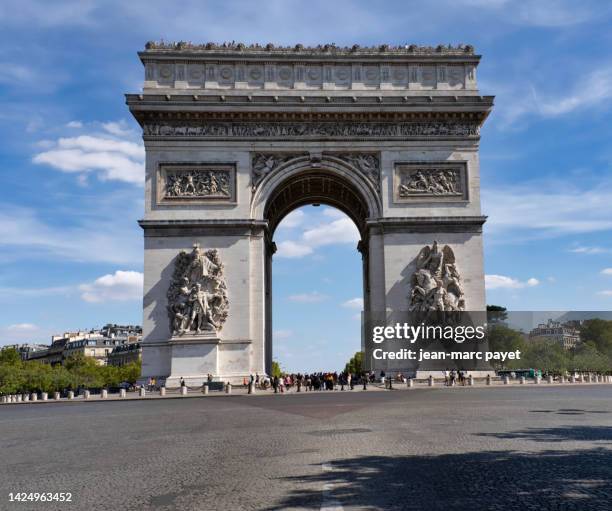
(413, 370, 495, 379)
(150, 333, 253, 388)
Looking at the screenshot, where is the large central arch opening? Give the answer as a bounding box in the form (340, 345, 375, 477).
(262, 169, 375, 375)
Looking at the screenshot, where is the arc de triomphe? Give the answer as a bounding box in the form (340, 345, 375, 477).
(127, 42, 493, 386)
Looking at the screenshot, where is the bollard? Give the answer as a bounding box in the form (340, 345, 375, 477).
(11, 395, 16, 403)
(41, 392, 48, 401)
(202, 384, 208, 395)
(535, 376, 541, 385)
(23, 393, 30, 402)
(571, 375, 576, 383)
(580, 374, 585, 383)
(139, 387, 146, 398)
(407, 378, 414, 388)
(428, 375, 434, 387)
(225, 382, 232, 394)
(1, 396, 6, 404)
(486, 374, 491, 386)
(468, 375, 474, 386)
(119, 389, 126, 398)
(180, 386, 188, 396)
(588, 374, 593, 383)
(16, 394, 22, 402)
(31, 393, 38, 401)
(160, 387, 166, 396)
(503, 376, 510, 385)
(248, 382, 254, 394)
(560, 375, 565, 383)
(519, 376, 525, 384)
(83, 390, 90, 400)
(53, 392, 60, 400)
(101, 389, 108, 399)
(547, 375, 553, 384)
(68, 391, 74, 400)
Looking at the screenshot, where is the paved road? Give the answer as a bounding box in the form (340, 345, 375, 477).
(1, 385, 612, 511)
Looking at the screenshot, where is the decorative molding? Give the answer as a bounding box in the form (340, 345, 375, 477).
(366, 216, 486, 234)
(409, 241, 465, 313)
(167, 243, 229, 336)
(144, 41, 475, 56)
(157, 163, 236, 204)
(144, 121, 480, 140)
(251, 153, 307, 189)
(394, 161, 468, 203)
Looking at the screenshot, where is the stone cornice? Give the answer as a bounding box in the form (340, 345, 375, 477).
(128, 103, 493, 127)
(367, 216, 487, 234)
(142, 41, 478, 59)
(139, 219, 269, 237)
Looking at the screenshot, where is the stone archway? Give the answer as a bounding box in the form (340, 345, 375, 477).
(258, 158, 381, 374)
(129, 42, 492, 386)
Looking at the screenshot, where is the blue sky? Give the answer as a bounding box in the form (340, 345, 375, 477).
(1, 0, 612, 372)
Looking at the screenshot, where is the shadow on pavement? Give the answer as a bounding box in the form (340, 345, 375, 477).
(266, 436, 612, 510)
(478, 425, 612, 442)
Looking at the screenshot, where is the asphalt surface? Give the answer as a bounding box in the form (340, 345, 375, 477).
(1, 385, 612, 511)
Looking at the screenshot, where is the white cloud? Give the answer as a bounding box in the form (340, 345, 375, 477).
(277, 209, 305, 229)
(0, 285, 73, 300)
(79, 271, 143, 303)
(602, 268, 612, 276)
(287, 291, 328, 303)
(102, 120, 134, 137)
(486, 275, 540, 290)
(0, 205, 142, 265)
(302, 217, 360, 246)
(597, 290, 612, 297)
(538, 67, 612, 117)
(66, 120, 83, 128)
(483, 179, 612, 239)
(273, 329, 293, 340)
(322, 207, 346, 219)
(342, 297, 364, 310)
(569, 246, 612, 255)
(276, 240, 314, 258)
(276, 213, 360, 258)
(33, 122, 144, 184)
(7, 323, 38, 332)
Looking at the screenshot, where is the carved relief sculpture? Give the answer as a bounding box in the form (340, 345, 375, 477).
(165, 168, 230, 199)
(144, 121, 480, 139)
(399, 168, 462, 197)
(333, 153, 380, 191)
(409, 241, 465, 313)
(167, 244, 229, 336)
(251, 153, 305, 188)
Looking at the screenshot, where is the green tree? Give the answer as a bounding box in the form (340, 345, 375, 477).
(580, 319, 612, 356)
(487, 325, 527, 369)
(118, 361, 141, 384)
(0, 363, 25, 395)
(512, 339, 569, 374)
(344, 351, 364, 374)
(0, 347, 22, 366)
(571, 344, 609, 373)
(486, 305, 508, 324)
(271, 360, 283, 378)
(64, 354, 105, 389)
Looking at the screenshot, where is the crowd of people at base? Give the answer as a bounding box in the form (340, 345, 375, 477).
(241, 371, 384, 393)
(443, 369, 470, 386)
